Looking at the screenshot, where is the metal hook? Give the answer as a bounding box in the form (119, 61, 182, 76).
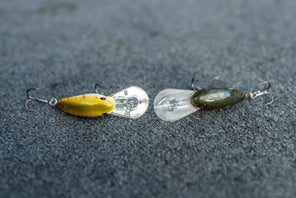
(25, 88, 57, 112)
(94, 83, 105, 94)
(191, 78, 202, 91)
(245, 81, 274, 105)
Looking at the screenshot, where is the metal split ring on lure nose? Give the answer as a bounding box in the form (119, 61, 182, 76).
(154, 79, 274, 122)
(25, 85, 149, 119)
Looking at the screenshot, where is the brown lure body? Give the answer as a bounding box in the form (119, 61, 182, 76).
(191, 88, 246, 110)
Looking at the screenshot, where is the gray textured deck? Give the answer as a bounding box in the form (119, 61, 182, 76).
(1, 0, 296, 197)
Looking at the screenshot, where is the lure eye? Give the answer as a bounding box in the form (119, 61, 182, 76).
(100, 97, 106, 100)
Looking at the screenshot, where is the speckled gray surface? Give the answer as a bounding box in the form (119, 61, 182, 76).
(1, 0, 296, 197)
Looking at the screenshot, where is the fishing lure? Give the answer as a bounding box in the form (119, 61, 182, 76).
(154, 79, 274, 122)
(25, 84, 149, 119)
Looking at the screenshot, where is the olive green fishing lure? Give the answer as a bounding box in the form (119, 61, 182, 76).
(154, 79, 273, 122)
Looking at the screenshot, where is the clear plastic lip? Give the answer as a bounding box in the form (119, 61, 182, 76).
(111, 86, 149, 119)
(154, 89, 199, 122)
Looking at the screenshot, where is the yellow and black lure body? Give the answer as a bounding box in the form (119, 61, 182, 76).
(56, 93, 115, 117)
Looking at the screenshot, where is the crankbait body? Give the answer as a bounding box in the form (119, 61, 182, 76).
(56, 94, 115, 117)
(191, 88, 245, 110)
(154, 80, 273, 122)
(26, 86, 149, 119)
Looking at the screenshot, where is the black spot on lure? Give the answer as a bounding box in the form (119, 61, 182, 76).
(154, 79, 273, 122)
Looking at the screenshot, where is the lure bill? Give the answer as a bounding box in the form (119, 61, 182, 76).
(154, 80, 273, 122)
(25, 86, 149, 119)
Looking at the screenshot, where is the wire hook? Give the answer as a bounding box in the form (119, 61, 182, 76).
(94, 82, 106, 94)
(191, 78, 202, 91)
(25, 88, 57, 112)
(245, 81, 274, 105)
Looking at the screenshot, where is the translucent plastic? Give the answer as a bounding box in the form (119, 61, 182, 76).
(154, 89, 199, 122)
(111, 86, 149, 119)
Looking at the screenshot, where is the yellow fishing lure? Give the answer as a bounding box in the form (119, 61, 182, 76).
(25, 85, 149, 119)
